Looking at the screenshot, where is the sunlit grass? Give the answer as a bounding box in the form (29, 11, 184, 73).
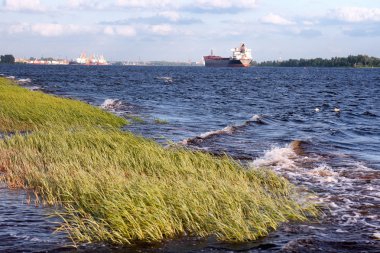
(0, 77, 318, 245)
(154, 118, 168, 124)
(0, 78, 127, 132)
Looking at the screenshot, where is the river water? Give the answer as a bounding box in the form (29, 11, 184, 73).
(0, 65, 379, 252)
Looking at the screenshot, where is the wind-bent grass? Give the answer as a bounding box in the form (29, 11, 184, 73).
(154, 118, 168, 124)
(0, 78, 127, 131)
(0, 77, 318, 245)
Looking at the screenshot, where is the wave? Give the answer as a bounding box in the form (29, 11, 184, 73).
(101, 98, 123, 110)
(363, 111, 377, 117)
(156, 76, 173, 84)
(250, 140, 380, 234)
(307, 164, 339, 183)
(181, 114, 267, 145)
(251, 144, 298, 170)
(26, 86, 41, 91)
(181, 125, 237, 145)
(100, 98, 140, 117)
(17, 78, 32, 84)
(248, 114, 267, 125)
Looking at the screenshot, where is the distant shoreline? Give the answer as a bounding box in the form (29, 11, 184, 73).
(2, 54, 380, 68)
(256, 55, 380, 68)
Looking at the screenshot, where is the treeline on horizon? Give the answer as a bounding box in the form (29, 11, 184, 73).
(257, 55, 380, 68)
(0, 54, 15, 64)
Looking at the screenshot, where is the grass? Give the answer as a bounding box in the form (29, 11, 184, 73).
(126, 115, 145, 124)
(0, 78, 127, 132)
(0, 77, 318, 245)
(154, 118, 168, 124)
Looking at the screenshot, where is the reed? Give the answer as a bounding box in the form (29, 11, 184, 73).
(0, 77, 318, 245)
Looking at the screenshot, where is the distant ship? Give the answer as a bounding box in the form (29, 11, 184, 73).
(69, 52, 110, 65)
(203, 43, 253, 67)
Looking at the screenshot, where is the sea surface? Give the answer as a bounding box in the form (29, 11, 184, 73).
(0, 65, 379, 252)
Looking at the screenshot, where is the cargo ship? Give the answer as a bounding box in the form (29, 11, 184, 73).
(203, 43, 252, 67)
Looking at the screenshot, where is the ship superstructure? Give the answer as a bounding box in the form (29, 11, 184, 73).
(203, 43, 253, 67)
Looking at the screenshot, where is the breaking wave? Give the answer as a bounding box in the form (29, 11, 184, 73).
(156, 76, 173, 84)
(25, 86, 41, 91)
(250, 140, 380, 241)
(249, 114, 267, 125)
(17, 78, 32, 84)
(251, 145, 298, 170)
(181, 114, 267, 145)
(100, 98, 140, 117)
(101, 98, 123, 110)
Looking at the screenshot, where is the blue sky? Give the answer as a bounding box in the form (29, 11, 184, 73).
(1, 0, 379, 62)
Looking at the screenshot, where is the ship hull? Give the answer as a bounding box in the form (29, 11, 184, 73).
(204, 58, 230, 67)
(204, 58, 252, 67)
(228, 59, 252, 67)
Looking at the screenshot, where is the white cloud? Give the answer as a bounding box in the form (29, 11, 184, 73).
(3, 0, 46, 12)
(329, 7, 380, 23)
(260, 13, 295, 25)
(103, 26, 115, 35)
(303, 20, 318, 26)
(194, 0, 257, 10)
(150, 24, 173, 35)
(103, 26, 136, 37)
(31, 23, 67, 36)
(7, 23, 96, 37)
(116, 26, 136, 36)
(66, 0, 108, 10)
(116, 0, 173, 8)
(8, 23, 30, 33)
(158, 11, 180, 21)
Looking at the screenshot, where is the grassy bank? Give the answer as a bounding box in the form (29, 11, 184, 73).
(0, 78, 126, 132)
(0, 77, 318, 245)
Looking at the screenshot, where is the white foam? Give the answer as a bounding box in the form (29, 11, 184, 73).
(101, 98, 122, 110)
(17, 78, 32, 83)
(26, 86, 41, 91)
(251, 145, 297, 170)
(6, 75, 15, 79)
(157, 76, 173, 83)
(181, 125, 236, 145)
(308, 164, 339, 183)
(181, 114, 267, 146)
(199, 125, 235, 139)
(249, 141, 380, 234)
(372, 232, 380, 239)
(341, 213, 360, 225)
(329, 202, 339, 208)
(250, 114, 261, 122)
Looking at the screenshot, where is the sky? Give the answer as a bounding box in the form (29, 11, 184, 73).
(1, 0, 380, 62)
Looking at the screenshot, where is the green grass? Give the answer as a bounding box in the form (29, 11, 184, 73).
(0, 77, 318, 245)
(0, 78, 127, 132)
(154, 118, 168, 124)
(126, 115, 145, 124)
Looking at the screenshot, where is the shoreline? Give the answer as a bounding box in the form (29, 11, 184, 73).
(0, 76, 318, 247)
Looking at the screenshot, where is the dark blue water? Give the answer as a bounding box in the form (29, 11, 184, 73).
(1, 65, 379, 252)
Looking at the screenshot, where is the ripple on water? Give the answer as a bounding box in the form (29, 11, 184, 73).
(0, 184, 72, 252)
